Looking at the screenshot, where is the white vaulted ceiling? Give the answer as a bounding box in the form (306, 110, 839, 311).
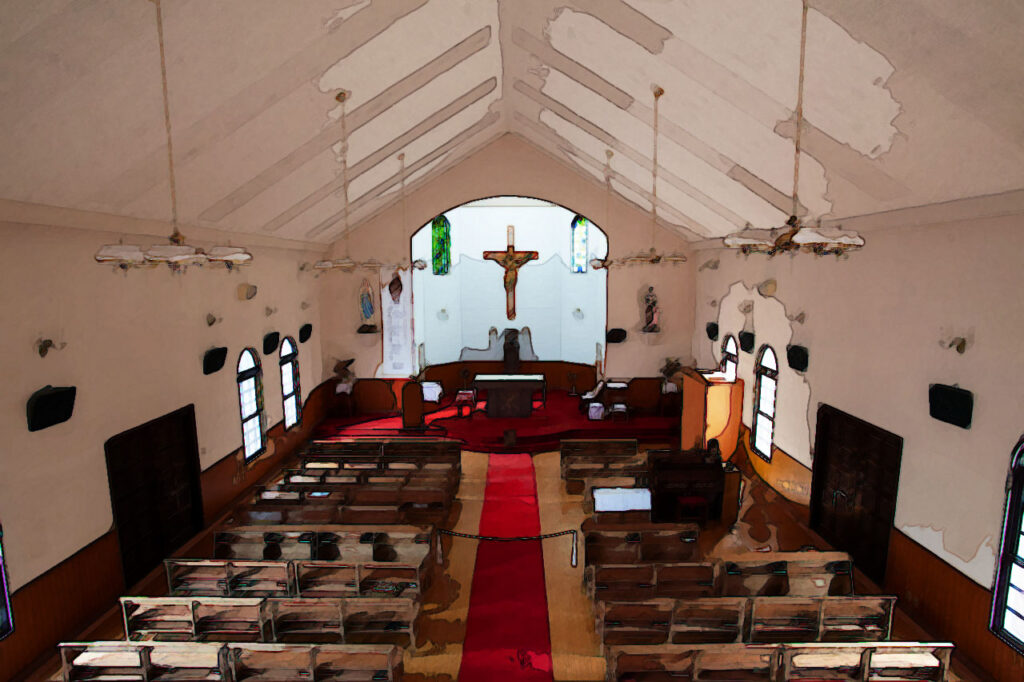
(0, 0, 1022, 244)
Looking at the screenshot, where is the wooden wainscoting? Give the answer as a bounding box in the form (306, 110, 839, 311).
(885, 529, 1024, 682)
(2, 378, 339, 681)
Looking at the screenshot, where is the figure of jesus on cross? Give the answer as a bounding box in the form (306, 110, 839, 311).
(483, 225, 538, 320)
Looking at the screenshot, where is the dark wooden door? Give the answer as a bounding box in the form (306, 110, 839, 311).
(810, 404, 903, 584)
(105, 405, 203, 587)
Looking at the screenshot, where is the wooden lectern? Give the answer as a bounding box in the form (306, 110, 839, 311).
(679, 367, 744, 458)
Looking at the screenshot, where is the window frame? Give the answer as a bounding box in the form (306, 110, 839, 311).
(0, 526, 13, 640)
(751, 345, 778, 462)
(991, 437, 1024, 653)
(279, 336, 301, 431)
(237, 348, 266, 462)
(721, 335, 739, 382)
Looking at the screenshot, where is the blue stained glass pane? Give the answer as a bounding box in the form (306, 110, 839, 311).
(571, 215, 588, 273)
(0, 528, 12, 639)
(431, 214, 451, 275)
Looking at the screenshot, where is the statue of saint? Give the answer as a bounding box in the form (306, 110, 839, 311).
(642, 286, 660, 333)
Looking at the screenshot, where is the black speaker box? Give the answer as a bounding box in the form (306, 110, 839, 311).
(203, 347, 228, 375)
(786, 344, 809, 372)
(706, 322, 719, 341)
(606, 328, 627, 344)
(929, 384, 973, 429)
(263, 332, 280, 355)
(27, 385, 76, 432)
(299, 323, 313, 343)
(738, 331, 755, 353)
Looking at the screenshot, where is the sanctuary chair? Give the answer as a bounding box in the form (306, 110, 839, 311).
(400, 382, 424, 430)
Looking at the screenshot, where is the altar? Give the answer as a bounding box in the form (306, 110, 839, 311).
(473, 374, 546, 418)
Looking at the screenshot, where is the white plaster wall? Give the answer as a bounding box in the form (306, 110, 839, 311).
(693, 212, 1024, 587)
(0, 222, 324, 589)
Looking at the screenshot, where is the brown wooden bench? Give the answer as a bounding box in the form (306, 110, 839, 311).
(166, 559, 425, 601)
(58, 641, 404, 682)
(228, 500, 450, 527)
(121, 596, 417, 647)
(595, 595, 895, 649)
(584, 552, 853, 601)
(305, 439, 461, 464)
(582, 518, 701, 566)
(214, 525, 433, 565)
(605, 641, 953, 682)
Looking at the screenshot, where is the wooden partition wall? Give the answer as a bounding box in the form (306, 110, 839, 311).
(0, 378, 340, 681)
(423, 360, 598, 395)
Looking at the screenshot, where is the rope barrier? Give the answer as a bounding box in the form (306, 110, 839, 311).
(434, 528, 578, 567)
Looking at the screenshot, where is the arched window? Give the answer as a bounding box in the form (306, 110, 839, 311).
(570, 214, 589, 273)
(0, 525, 13, 640)
(237, 349, 265, 461)
(431, 214, 451, 275)
(992, 438, 1024, 651)
(751, 345, 778, 461)
(721, 335, 738, 383)
(279, 337, 301, 430)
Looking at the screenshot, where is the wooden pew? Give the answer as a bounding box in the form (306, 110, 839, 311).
(305, 439, 461, 464)
(213, 526, 432, 565)
(560, 439, 640, 494)
(584, 552, 853, 601)
(595, 595, 895, 649)
(58, 641, 404, 682)
(605, 642, 954, 682)
(121, 596, 418, 647)
(582, 518, 701, 566)
(166, 559, 425, 600)
(228, 642, 404, 681)
(227, 500, 449, 527)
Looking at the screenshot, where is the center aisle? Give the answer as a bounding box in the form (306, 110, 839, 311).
(457, 453, 555, 681)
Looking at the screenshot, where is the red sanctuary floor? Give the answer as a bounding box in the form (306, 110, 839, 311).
(314, 390, 679, 453)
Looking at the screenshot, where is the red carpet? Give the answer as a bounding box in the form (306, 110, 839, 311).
(315, 390, 679, 452)
(458, 453, 553, 680)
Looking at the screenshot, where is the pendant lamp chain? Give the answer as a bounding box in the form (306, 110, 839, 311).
(337, 90, 351, 257)
(792, 0, 809, 218)
(151, 0, 181, 243)
(651, 86, 663, 250)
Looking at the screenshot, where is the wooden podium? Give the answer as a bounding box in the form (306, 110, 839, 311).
(679, 367, 744, 458)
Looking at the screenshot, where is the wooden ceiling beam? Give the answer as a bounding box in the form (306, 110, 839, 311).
(265, 78, 497, 234)
(202, 26, 493, 223)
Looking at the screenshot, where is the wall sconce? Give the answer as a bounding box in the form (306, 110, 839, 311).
(947, 337, 967, 354)
(788, 311, 807, 324)
(205, 313, 222, 327)
(237, 284, 257, 300)
(738, 300, 754, 314)
(436, 308, 449, 321)
(572, 308, 585, 320)
(300, 301, 311, 310)
(36, 338, 67, 357)
(265, 306, 278, 317)
(412, 259, 427, 270)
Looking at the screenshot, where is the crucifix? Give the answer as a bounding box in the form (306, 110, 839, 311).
(483, 225, 538, 320)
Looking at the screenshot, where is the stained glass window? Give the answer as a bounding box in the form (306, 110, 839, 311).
(0, 525, 12, 640)
(752, 346, 778, 461)
(280, 337, 301, 430)
(431, 214, 451, 275)
(992, 439, 1024, 653)
(237, 349, 265, 461)
(570, 214, 588, 273)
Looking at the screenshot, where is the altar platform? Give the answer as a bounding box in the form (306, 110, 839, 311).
(314, 390, 680, 454)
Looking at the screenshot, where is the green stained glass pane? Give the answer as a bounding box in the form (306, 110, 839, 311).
(431, 214, 451, 275)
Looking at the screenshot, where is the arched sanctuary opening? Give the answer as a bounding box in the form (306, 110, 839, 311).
(411, 196, 608, 369)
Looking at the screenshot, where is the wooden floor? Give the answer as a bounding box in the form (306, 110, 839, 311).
(29, 443, 986, 682)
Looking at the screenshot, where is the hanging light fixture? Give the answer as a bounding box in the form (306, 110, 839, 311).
(723, 0, 863, 257)
(619, 86, 686, 267)
(315, 90, 358, 272)
(96, 0, 251, 271)
(589, 150, 614, 270)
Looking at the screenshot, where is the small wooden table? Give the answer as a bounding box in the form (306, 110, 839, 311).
(473, 374, 545, 418)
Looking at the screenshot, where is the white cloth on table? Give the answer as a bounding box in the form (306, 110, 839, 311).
(421, 381, 443, 402)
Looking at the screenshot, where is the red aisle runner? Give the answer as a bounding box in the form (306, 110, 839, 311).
(458, 453, 554, 681)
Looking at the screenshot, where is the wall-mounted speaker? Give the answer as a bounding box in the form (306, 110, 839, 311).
(299, 324, 313, 343)
(203, 347, 228, 375)
(606, 328, 627, 344)
(706, 322, 719, 341)
(786, 344, 809, 372)
(27, 385, 76, 432)
(263, 332, 280, 355)
(738, 331, 755, 353)
(929, 384, 973, 429)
